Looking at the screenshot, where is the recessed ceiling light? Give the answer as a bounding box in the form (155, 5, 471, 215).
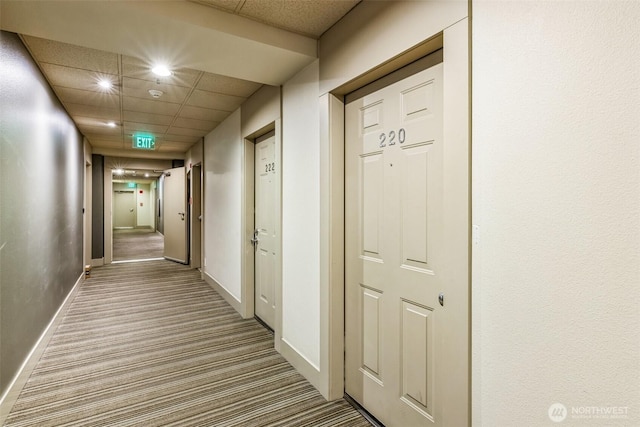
(107, 121, 117, 128)
(98, 79, 112, 89)
(144, 173, 150, 178)
(113, 168, 124, 175)
(151, 65, 172, 77)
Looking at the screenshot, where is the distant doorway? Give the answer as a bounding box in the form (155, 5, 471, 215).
(113, 190, 136, 229)
(113, 229, 164, 262)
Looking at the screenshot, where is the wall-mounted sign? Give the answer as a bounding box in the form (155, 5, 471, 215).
(132, 133, 155, 150)
(127, 182, 136, 188)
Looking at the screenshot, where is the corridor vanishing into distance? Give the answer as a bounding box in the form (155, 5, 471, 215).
(3, 261, 371, 427)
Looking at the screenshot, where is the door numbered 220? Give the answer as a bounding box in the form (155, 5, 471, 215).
(379, 128, 406, 148)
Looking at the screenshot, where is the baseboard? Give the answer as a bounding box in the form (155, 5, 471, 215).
(0, 272, 84, 425)
(279, 337, 323, 397)
(203, 271, 243, 315)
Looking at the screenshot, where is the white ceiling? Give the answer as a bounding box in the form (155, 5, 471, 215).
(190, 0, 362, 38)
(0, 0, 360, 159)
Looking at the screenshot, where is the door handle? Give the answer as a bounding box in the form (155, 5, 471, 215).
(178, 212, 185, 221)
(250, 229, 259, 246)
(129, 208, 134, 213)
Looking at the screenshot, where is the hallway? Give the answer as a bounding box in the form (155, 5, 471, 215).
(2, 261, 370, 427)
(113, 230, 164, 262)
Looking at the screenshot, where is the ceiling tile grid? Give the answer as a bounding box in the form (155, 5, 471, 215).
(17, 1, 360, 158)
(19, 34, 264, 156)
(23, 35, 119, 73)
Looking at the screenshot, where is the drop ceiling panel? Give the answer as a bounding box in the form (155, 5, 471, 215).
(162, 134, 201, 144)
(65, 103, 120, 120)
(54, 87, 120, 109)
(158, 141, 196, 151)
(89, 139, 126, 149)
(186, 90, 245, 111)
(166, 126, 208, 137)
(76, 123, 121, 137)
(9, 1, 359, 160)
(22, 35, 119, 73)
(239, 0, 355, 37)
(123, 96, 181, 116)
(125, 111, 174, 126)
(196, 73, 262, 97)
(172, 117, 218, 131)
(193, 0, 360, 38)
(124, 122, 169, 134)
(40, 63, 117, 92)
(123, 77, 191, 104)
(85, 137, 124, 146)
(179, 105, 230, 122)
(122, 56, 201, 87)
(74, 116, 118, 128)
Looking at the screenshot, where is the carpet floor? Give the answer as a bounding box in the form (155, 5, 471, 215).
(3, 261, 370, 427)
(113, 229, 164, 261)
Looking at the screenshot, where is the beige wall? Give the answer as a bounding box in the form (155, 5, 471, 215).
(203, 109, 243, 301)
(201, 85, 282, 316)
(472, 1, 640, 425)
(241, 85, 280, 137)
(281, 60, 321, 368)
(319, 0, 466, 94)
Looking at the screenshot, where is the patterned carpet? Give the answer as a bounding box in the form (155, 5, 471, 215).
(113, 229, 164, 261)
(3, 261, 370, 427)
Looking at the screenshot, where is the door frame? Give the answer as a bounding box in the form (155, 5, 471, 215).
(240, 121, 283, 343)
(319, 19, 470, 425)
(189, 164, 203, 269)
(83, 158, 92, 269)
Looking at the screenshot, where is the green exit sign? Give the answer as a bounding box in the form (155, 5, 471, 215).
(132, 134, 155, 150)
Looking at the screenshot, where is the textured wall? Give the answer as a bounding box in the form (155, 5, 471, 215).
(472, 2, 640, 425)
(0, 31, 83, 395)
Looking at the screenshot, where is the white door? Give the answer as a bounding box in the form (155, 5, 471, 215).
(163, 166, 187, 264)
(254, 133, 277, 329)
(113, 190, 135, 228)
(345, 63, 458, 426)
